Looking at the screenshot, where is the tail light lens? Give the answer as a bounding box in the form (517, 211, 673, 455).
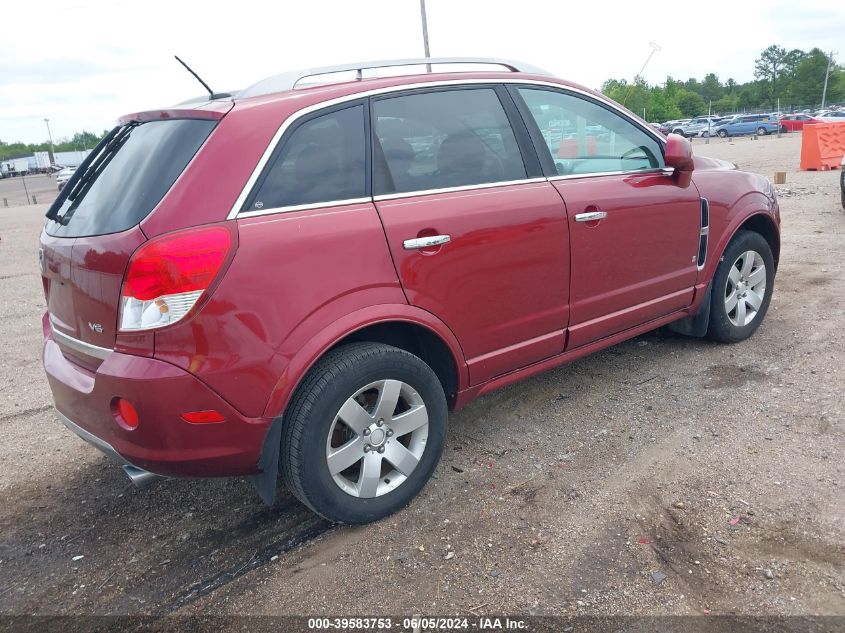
(119, 226, 232, 332)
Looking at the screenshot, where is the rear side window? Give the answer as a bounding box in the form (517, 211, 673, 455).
(245, 105, 366, 212)
(46, 119, 216, 238)
(372, 88, 526, 195)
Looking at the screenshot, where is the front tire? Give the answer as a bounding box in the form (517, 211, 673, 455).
(707, 231, 775, 343)
(280, 342, 448, 524)
(718, 129, 728, 138)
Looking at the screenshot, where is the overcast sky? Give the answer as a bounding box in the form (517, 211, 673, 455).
(2, 0, 843, 144)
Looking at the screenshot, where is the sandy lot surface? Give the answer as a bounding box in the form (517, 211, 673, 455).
(0, 173, 59, 208)
(0, 134, 842, 620)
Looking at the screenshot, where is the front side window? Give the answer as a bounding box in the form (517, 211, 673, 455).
(517, 87, 664, 176)
(246, 104, 366, 211)
(372, 88, 526, 195)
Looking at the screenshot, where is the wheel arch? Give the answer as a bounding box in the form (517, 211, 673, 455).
(705, 207, 780, 284)
(327, 321, 460, 409)
(251, 307, 467, 505)
(737, 213, 780, 269)
(263, 305, 468, 421)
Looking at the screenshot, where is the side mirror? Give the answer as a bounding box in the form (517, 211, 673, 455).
(664, 133, 694, 186)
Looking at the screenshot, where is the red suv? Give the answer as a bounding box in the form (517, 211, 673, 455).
(40, 58, 780, 524)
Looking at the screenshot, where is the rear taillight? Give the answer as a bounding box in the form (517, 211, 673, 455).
(119, 226, 231, 332)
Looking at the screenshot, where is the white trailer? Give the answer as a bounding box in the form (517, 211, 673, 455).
(53, 150, 92, 168)
(34, 151, 52, 171)
(10, 158, 30, 176)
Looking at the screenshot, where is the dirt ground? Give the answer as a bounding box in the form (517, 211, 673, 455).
(0, 134, 843, 620)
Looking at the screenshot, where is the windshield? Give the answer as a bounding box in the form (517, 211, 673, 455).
(45, 118, 216, 238)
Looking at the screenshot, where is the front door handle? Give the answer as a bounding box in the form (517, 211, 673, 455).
(403, 235, 451, 250)
(574, 211, 608, 222)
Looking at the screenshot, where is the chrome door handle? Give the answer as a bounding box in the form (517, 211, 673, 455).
(403, 235, 451, 250)
(574, 211, 608, 222)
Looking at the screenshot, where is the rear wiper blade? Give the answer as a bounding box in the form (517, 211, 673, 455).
(45, 126, 120, 222)
(46, 123, 138, 224)
(57, 125, 137, 225)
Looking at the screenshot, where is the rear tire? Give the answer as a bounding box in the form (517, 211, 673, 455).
(757, 126, 768, 136)
(280, 342, 447, 524)
(707, 231, 775, 343)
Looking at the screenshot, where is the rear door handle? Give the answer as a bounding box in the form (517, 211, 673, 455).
(574, 211, 608, 222)
(403, 235, 451, 250)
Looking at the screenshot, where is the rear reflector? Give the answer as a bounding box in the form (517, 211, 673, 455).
(180, 410, 225, 424)
(119, 226, 232, 332)
(112, 398, 139, 430)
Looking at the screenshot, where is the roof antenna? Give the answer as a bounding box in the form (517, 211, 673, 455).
(174, 55, 230, 100)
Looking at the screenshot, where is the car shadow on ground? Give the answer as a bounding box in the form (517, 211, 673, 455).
(0, 454, 331, 615)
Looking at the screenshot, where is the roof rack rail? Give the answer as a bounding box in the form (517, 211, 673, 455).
(238, 57, 551, 99)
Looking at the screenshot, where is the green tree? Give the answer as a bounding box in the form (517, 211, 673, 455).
(701, 73, 723, 103)
(647, 88, 682, 121)
(792, 49, 838, 105)
(754, 45, 787, 103)
(675, 89, 707, 117)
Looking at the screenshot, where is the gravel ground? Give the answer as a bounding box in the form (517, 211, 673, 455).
(0, 134, 842, 619)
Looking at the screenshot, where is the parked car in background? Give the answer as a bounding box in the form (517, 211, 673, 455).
(660, 119, 688, 135)
(714, 114, 779, 137)
(671, 117, 720, 138)
(779, 114, 821, 132)
(817, 111, 845, 122)
(39, 57, 781, 524)
(54, 167, 76, 191)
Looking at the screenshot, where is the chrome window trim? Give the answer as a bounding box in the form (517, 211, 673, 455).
(227, 78, 667, 221)
(548, 168, 670, 182)
(373, 177, 548, 203)
(51, 324, 112, 360)
(236, 197, 372, 220)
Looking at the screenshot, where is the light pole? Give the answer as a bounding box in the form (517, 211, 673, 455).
(419, 0, 431, 72)
(821, 51, 835, 109)
(622, 42, 661, 106)
(44, 118, 55, 168)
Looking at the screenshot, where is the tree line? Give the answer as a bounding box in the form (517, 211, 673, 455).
(0, 130, 109, 163)
(601, 46, 844, 122)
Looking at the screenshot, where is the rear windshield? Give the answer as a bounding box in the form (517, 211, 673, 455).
(45, 118, 216, 237)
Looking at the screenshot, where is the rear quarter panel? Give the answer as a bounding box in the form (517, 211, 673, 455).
(152, 203, 410, 418)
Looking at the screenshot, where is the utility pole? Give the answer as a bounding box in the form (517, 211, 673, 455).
(44, 118, 55, 167)
(622, 42, 661, 106)
(821, 51, 835, 109)
(419, 0, 431, 72)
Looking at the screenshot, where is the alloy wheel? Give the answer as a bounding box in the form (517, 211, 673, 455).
(724, 250, 767, 326)
(325, 379, 428, 498)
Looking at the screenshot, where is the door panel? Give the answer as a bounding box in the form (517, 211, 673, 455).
(552, 172, 700, 348)
(511, 85, 701, 349)
(376, 182, 570, 384)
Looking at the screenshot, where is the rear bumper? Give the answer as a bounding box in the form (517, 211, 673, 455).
(57, 410, 160, 487)
(43, 318, 271, 478)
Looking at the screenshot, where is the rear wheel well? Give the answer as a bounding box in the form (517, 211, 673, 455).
(329, 322, 460, 408)
(736, 214, 780, 268)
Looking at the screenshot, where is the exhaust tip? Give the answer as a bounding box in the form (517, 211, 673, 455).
(123, 464, 160, 489)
